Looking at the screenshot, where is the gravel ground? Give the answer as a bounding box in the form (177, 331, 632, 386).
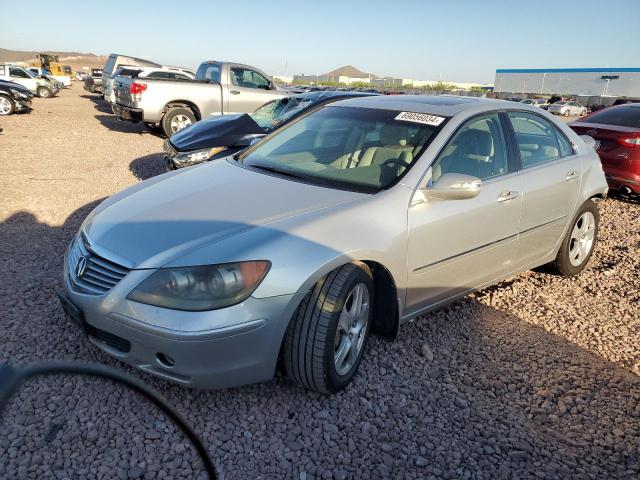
(0, 85, 639, 479)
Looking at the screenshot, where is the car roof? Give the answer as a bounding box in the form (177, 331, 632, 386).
(326, 94, 517, 116)
(290, 91, 379, 103)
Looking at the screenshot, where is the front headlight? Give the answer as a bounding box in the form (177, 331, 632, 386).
(10, 89, 28, 99)
(127, 261, 270, 311)
(173, 147, 227, 167)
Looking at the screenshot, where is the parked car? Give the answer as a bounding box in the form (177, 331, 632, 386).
(28, 67, 71, 87)
(164, 91, 377, 170)
(549, 101, 588, 116)
(59, 95, 607, 393)
(0, 64, 57, 98)
(569, 103, 640, 193)
(101, 53, 161, 104)
(84, 68, 103, 93)
(0, 80, 33, 115)
(112, 60, 287, 137)
(520, 98, 549, 108)
(105, 66, 196, 105)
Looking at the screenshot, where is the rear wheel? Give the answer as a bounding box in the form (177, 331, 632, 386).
(0, 95, 15, 115)
(162, 107, 196, 137)
(552, 200, 599, 276)
(37, 86, 52, 98)
(283, 262, 373, 394)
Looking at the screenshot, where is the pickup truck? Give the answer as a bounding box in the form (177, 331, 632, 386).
(84, 69, 103, 93)
(112, 61, 287, 137)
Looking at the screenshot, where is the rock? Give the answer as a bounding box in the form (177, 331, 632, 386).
(420, 343, 434, 361)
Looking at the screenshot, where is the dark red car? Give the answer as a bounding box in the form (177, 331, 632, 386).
(570, 103, 640, 193)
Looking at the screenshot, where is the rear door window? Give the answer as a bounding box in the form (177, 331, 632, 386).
(507, 111, 573, 168)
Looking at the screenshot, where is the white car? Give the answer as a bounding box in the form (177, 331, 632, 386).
(549, 101, 588, 116)
(0, 64, 57, 97)
(104, 66, 195, 104)
(520, 98, 549, 108)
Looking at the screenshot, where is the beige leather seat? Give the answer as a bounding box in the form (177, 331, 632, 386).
(357, 126, 413, 169)
(433, 128, 502, 181)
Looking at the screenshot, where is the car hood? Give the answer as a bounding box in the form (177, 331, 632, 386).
(170, 113, 266, 152)
(84, 159, 363, 269)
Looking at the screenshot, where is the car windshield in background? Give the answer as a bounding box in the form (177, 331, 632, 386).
(196, 62, 221, 83)
(583, 105, 640, 128)
(249, 97, 315, 130)
(241, 106, 444, 192)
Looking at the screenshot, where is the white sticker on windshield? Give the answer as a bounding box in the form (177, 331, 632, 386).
(395, 111, 445, 126)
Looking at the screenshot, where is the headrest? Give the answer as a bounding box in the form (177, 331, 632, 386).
(456, 128, 493, 158)
(379, 124, 407, 146)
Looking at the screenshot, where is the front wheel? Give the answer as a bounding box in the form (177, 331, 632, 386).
(552, 200, 599, 276)
(162, 107, 196, 137)
(0, 94, 15, 115)
(283, 262, 373, 394)
(37, 86, 52, 98)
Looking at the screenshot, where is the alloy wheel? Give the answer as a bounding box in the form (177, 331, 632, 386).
(569, 211, 596, 266)
(0, 97, 12, 115)
(334, 283, 370, 376)
(170, 114, 192, 133)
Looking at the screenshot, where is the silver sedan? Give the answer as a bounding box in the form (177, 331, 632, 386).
(59, 95, 608, 393)
(548, 101, 588, 116)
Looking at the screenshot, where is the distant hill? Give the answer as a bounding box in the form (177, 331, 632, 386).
(0, 48, 107, 71)
(323, 65, 379, 80)
(0, 48, 99, 62)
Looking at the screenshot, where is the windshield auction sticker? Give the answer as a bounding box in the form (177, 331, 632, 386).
(395, 112, 445, 126)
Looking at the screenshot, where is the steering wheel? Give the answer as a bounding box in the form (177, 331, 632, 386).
(381, 158, 411, 170)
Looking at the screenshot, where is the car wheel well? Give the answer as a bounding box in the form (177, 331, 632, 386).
(362, 260, 399, 340)
(163, 101, 201, 121)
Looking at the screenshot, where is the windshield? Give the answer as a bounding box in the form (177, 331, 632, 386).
(250, 96, 315, 130)
(241, 106, 444, 192)
(582, 105, 640, 128)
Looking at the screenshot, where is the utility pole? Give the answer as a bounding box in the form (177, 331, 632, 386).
(540, 73, 547, 94)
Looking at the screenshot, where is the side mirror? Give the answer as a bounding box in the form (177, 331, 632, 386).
(266, 80, 275, 90)
(428, 173, 482, 200)
(579, 135, 597, 149)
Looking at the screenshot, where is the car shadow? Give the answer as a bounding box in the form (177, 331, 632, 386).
(129, 153, 168, 181)
(0, 197, 639, 479)
(94, 113, 166, 138)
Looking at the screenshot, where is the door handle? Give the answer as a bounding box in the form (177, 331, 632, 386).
(230, 90, 240, 95)
(497, 190, 520, 203)
(565, 171, 577, 181)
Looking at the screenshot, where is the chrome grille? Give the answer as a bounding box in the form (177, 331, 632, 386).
(68, 236, 130, 295)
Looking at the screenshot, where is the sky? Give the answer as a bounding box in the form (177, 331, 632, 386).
(1, 0, 639, 83)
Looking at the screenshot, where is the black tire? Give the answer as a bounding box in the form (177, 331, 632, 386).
(552, 200, 599, 277)
(283, 262, 373, 394)
(161, 107, 196, 137)
(0, 94, 15, 115)
(37, 86, 52, 98)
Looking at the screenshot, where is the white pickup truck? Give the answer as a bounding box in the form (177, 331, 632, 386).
(112, 61, 287, 137)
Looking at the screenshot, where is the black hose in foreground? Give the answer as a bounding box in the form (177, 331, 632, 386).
(0, 362, 217, 480)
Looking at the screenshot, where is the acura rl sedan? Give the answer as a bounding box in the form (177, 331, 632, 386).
(59, 95, 608, 393)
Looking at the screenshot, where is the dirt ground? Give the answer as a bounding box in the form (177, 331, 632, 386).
(0, 84, 639, 479)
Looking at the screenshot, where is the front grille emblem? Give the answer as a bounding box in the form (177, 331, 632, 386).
(75, 256, 88, 278)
